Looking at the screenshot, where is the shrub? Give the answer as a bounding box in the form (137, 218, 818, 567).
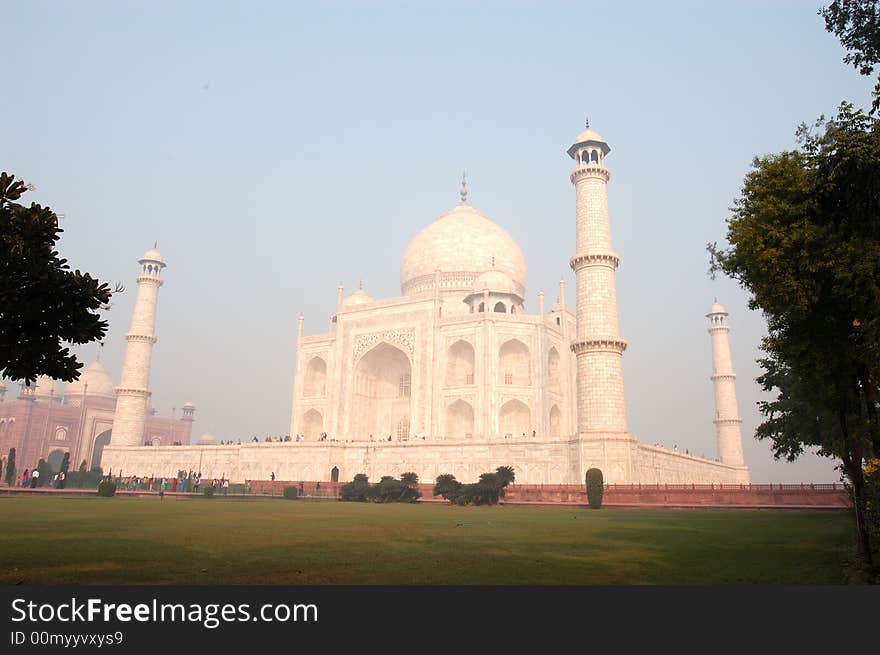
(4, 448, 15, 487)
(339, 474, 370, 502)
(97, 480, 117, 497)
(282, 486, 299, 500)
(433, 474, 462, 501)
(435, 466, 515, 506)
(586, 468, 604, 509)
(202, 485, 215, 498)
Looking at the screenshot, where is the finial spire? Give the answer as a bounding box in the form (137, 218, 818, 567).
(154, 240, 158, 248)
(460, 171, 468, 204)
(359, 279, 363, 290)
(585, 116, 590, 129)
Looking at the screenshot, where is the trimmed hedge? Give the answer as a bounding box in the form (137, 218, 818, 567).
(586, 468, 604, 509)
(282, 486, 299, 500)
(97, 480, 117, 497)
(202, 486, 215, 498)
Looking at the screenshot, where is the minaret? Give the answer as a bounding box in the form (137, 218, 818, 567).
(707, 301, 745, 467)
(111, 247, 165, 447)
(568, 121, 628, 436)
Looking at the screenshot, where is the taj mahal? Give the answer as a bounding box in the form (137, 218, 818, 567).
(91, 123, 750, 485)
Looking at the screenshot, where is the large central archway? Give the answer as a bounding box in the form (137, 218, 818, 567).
(91, 429, 112, 471)
(351, 343, 412, 440)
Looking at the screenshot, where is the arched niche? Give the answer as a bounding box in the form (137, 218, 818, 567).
(499, 399, 530, 438)
(302, 409, 323, 440)
(499, 339, 531, 385)
(446, 340, 475, 386)
(445, 399, 474, 440)
(351, 343, 411, 441)
(303, 356, 327, 397)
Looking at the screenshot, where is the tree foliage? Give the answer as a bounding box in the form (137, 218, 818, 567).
(338, 473, 421, 503)
(433, 466, 516, 506)
(586, 468, 604, 509)
(709, 102, 880, 565)
(821, 0, 880, 113)
(0, 172, 116, 384)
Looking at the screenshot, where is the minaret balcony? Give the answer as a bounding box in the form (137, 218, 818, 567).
(570, 165, 610, 184)
(571, 338, 627, 355)
(570, 252, 620, 271)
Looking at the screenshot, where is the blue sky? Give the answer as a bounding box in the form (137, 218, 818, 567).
(2, 1, 871, 482)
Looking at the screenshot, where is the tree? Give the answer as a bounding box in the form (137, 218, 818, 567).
(339, 473, 371, 502)
(435, 467, 516, 506)
(495, 466, 516, 488)
(4, 448, 15, 486)
(821, 0, 880, 113)
(586, 468, 604, 509)
(0, 172, 116, 384)
(709, 102, 880, 567)
(36, 458, 50, 487)
(433, 474, 462, 501)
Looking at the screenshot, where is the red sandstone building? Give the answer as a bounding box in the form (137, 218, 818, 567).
(0, 362, 194, 477)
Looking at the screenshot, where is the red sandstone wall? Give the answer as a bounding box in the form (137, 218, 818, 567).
(246, 480, 851, 507)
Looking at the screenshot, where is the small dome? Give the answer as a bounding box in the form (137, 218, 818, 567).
(574, 127, 606, 144)
(65, 361, 117, 399)
(342, 289, 373, 308)
(182, 401, 195, 409)
(471, 270, 521, 298)
(141, 247, 163, 262)
(401, 203, 526, 296)
(33, 375, 64, 398)
(197, 433, 216, 445)
(709, 302, 727, 315)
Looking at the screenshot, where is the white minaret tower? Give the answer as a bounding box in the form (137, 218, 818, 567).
(111, 246, 165, 447)
(568, 121, 629, 438)
(707, 301, 746, 468)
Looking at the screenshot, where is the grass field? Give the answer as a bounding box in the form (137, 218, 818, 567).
(0, 495, 855, 584)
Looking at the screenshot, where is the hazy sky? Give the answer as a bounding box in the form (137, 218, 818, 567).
(2, 1, 870, 482)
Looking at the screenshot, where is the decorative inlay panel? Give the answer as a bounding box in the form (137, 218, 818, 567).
(353, 328, 415, 361)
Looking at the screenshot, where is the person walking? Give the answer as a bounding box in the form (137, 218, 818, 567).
(58, 470, 66, 489)
(30, 468, 40, 488)
(21, 469, 29, 488)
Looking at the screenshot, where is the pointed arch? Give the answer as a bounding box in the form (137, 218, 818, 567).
(446, 399, 474, 439)
(302, 409, 323, 440)
(91, 429, 112, 471)
(499, 399, 530, 438)
(548, 346, 560, 392)
(549, 404, 562, 437)
(351, 342, 411, 441)
(499, 338, 531, 385)
(303, 356, 327, 397)
(446, 340, 475, 386)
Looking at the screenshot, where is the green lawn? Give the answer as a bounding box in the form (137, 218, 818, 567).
(0, 495, 855, 584)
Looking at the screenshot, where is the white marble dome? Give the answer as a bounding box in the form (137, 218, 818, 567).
(709, 302, 727, 314)
(65, 361, 117, 399)
(574, 127, 606, 144)
(197, 433, 216, 445)
(342, 289, 373, 308)
(141, 247, 163, 262)
(472, 269, 521, 298)
(400, 203, 526, 296)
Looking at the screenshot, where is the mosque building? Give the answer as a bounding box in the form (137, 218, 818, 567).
(99, 123, 750, 484)
(0, 364, 195, 476)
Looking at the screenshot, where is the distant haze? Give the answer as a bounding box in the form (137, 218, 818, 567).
(3, 1, 867, 482)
